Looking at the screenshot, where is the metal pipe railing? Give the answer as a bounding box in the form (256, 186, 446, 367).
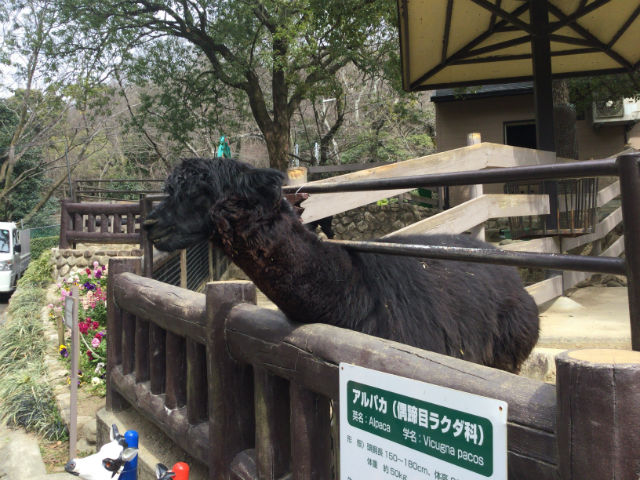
(329, 240, 626, 275)
(282, 157, 624, 194)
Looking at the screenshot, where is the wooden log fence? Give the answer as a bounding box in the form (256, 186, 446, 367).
(107, 260, 640, 479)
(102, 151, 640, 479)
(59, 199, 142, 249)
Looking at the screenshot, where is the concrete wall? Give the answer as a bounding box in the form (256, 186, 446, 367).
(435, 93, 630, 160)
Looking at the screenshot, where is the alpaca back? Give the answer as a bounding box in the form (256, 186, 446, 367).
(346, 234, 539, 372)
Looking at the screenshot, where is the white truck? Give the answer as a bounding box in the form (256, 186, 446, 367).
(0, 222, 30, 292)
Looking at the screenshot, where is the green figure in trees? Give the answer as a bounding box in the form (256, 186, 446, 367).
(217, 136, 231, 158)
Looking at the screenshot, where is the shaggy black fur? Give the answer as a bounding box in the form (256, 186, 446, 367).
(144, 157, 539, 373)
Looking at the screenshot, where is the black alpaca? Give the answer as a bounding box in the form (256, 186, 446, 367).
(144, 158, 539, 373)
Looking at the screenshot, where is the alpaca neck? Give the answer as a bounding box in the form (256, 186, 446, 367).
(212, 198, 371, 325)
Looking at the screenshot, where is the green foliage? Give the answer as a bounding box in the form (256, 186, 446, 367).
(0, 368, 67, 440)
(0, 263, 67, 439)
(30, 236, 59, 262)
(18, 249, 53, 287)
(568, 73, 640, 114)
(55, 0, 399, 170)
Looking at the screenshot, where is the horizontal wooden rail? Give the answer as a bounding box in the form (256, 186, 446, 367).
(113, 272, 207, 343)
(226, 303, 559, 479)
(385, 193, 549, 237)
(295, 143, 557, 223)
(65, 232, 140, 244)
(65, 202, 141, 215)
(60, 199, 142, 248)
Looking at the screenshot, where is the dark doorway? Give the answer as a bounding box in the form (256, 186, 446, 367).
(504, 121, 537, 149)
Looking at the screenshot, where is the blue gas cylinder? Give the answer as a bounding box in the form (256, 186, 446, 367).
(120, 430, 139, 480)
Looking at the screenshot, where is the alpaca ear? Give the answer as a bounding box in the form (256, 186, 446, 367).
(239, 168, 284, 205)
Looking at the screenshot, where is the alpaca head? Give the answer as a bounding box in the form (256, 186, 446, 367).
(144, 157, 285, 251)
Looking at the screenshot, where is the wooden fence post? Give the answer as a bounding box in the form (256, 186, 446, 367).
(206, 281, 257, 480)
(290, 382, 332, 480)
(467, 133, 485, 241)
(180, 249, 188, 288)
(141, 196, 154, 277)
(556, 349, 640, 479)
(254, 368, 291, 479)
(106, 257, 142, 412)
(60, 199, 71, 249)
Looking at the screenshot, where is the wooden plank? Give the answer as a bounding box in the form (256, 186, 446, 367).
(134, 318, 150, 383)
(307, 161, 391, 174)
(290, 383, 332, 479)
(59, 200, 70, 248)
(149, 324, 166, 395)
(66, 231, 141, 244)
(526, 276, 563, 306)
(254, 368, 290, 479)
(66, 202, 141, 215)
(110, 366, 210, 465)
(106, 258, 141, 412)
(563, 236, 625, 290)
(502, 237, 560, 253)
(186, 339, 208, 425)
(113, 272, 207, 343)
(602, 234, 624, 257)
(385, 194, 548, 237)
(597, 180, 620, 207)
(121, 312, 136, 376)
(561, 206, 622, 251)
(165, 331, 186, 409)
(207, 281, 257, 480)
(385, 195, 489, 237)
(226, 305, 557, 448)
(299, 144, 490, 223)
(557, 350, 640, 479)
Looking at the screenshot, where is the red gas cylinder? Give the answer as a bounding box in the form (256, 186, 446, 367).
(171, 462, 189, 480)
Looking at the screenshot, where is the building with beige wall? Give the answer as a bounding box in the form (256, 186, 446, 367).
(432, 82, 640, 159)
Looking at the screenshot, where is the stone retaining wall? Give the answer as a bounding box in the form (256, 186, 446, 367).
(331, 202, 438, 240)
(51, 245, 143, 283)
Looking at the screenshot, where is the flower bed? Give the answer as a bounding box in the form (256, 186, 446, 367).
(50, 262, 108, 395)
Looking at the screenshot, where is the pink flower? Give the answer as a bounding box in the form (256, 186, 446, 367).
(91, 337, 101, 348)
(92, 321, 99, 330)
(79, 322, 89, 334)
(93, 261, 100, 268)
(86, 268, 92, 275)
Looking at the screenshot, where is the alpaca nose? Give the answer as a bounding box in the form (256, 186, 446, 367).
(65, 460, 79, 475)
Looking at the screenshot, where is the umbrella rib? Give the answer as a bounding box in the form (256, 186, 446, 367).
(441, 0, 454, 62)
(410, 3, 530, 89)
(607, 4, 640, 48)
(548, 0, 612, 32)
(470, 0, 532, 34)
(547, 3, 635, 71)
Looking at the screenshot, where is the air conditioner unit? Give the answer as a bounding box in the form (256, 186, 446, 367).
(592, 97, 640, 125)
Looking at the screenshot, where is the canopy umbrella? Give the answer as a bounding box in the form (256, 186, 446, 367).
(397, 0, 640, 151)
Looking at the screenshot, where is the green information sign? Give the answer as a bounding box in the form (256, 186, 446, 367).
(347, 380, 493, 476)
(340, 363, 507, 480)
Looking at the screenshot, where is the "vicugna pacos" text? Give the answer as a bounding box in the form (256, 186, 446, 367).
(143, 158, 539, 373)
